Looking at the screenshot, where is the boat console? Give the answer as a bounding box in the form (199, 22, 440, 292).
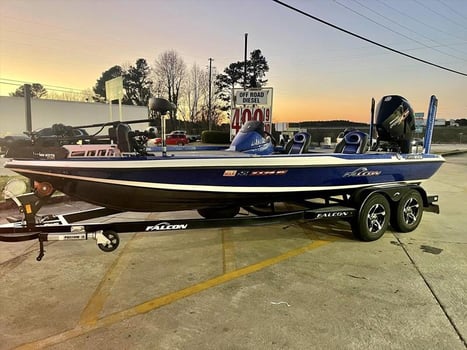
(227, 120, 275, 155)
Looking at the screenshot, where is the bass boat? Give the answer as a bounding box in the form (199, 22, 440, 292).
(5, 95, 443, 215)
(0, 95, 445, 259)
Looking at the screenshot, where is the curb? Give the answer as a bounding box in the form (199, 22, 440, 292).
(439, 150, 467, 157)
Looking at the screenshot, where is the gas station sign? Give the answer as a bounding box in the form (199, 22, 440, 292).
(231, 88, 273, 139)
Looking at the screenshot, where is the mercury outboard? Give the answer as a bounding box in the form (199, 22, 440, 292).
(374, 95, 415, 153)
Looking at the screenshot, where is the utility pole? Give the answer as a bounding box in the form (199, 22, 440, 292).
(24, 84, 32, 132)
(208, 57, 213, 131)
(244, 33, 248, 90)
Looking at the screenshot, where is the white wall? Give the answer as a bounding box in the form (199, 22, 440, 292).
(0, 96, 149, 136)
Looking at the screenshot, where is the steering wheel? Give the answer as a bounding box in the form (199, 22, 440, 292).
(264, 131, 277, 146)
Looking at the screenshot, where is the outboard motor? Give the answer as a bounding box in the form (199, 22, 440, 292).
(227, 121, 274, 155)
(374, 95, 415, 153)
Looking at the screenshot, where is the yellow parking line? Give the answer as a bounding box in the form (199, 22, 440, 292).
(79, 233, 138, 326)
(16, 238, 332, 349)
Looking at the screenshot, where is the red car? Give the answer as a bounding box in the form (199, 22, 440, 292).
(149, 132, 189, 146)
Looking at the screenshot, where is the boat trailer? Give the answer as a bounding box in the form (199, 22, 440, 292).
(0, 184, 439, 261)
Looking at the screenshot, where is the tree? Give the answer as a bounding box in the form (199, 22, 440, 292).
(10, 83, 47, 98)
(153, 50, 186, 129)
(93, 65, 123, 102)
(123, 58, 153, 106)
(247, 49, 269, 88)
(214, 49, 269, 112)
(214, 62, 243, 112)
(183, 63, 209, 123)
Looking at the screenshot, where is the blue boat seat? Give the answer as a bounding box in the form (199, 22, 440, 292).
(285, 132, 311, 154)
(334, 130, 369, 154)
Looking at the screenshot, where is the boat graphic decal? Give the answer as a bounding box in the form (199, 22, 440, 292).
(316, 211, 352, 219)
(223, 169, 288, 177)
(343, 167, 382, 177)
(223, 170, 237, 176)
(145, 222, 188, 231)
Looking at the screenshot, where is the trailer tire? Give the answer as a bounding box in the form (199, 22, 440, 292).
(391, 189, 423, 233)
(352, 193, 390, 241)
(98, 230, 120, 252)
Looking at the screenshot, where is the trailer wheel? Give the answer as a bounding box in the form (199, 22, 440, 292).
(353, 193, 390, 241)
(391, 189, 423, 233)
(98, 230, 120, 252)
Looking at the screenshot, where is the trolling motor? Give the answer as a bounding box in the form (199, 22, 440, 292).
(148, 97, 176, 157)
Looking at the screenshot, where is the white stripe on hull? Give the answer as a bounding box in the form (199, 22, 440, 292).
(9, 167, 424, 194)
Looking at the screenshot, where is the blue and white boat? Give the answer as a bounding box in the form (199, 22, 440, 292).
(5, 95, 444, 213)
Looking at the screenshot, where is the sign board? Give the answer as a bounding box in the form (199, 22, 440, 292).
(105, 76, 124, 101)
(233, 89, 272, 105)
(414, 112, 424, 134)
(231, 107, 272, 134)
(231, 87, 273, 139)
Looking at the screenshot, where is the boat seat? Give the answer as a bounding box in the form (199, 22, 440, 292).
(285, 132, 311, 154)
(334, 130, 369, 154)
(115, 123, 134, 152)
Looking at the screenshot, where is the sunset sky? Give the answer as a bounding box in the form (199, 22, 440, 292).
(1, 0, 466, 123)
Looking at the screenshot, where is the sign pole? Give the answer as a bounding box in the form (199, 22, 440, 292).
(108, 100, 113, 122)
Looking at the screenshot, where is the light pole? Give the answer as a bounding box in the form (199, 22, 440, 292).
(208, 58, 213, 131)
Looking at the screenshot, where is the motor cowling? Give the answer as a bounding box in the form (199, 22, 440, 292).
(374, 95, 415, 153)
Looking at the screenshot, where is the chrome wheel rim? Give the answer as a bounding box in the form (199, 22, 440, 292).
(366, 204, 386, 233)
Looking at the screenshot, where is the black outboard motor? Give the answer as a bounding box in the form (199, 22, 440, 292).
(374, 95, 415, 153)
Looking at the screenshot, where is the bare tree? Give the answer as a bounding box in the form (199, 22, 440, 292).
(184, 63, 210, 124)
(47, 88, 94, 102)
(153, 50, 186, 129)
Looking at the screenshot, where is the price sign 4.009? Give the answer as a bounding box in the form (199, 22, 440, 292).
(231, 107, 271, 136)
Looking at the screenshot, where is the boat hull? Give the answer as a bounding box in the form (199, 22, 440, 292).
(6, 152, 444, 212)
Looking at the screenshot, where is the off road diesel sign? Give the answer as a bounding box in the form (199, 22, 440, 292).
(231, 88, 273, 138)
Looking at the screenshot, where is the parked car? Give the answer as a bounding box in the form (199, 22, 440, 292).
(187, 134, 201, 142)
(148, 131, 189, 146)
(0, 135, 30, 155)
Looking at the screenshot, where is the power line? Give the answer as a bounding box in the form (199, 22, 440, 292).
(271, 0, 467, 77)
(339, 0, 467, 61)
(413, 0, 467, 32)
(375, 0, 467, 44)
(436, 0, 467, 23)
(0, 78, 87, 93)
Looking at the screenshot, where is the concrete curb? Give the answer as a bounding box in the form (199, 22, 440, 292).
(439, 150, 467, 157)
